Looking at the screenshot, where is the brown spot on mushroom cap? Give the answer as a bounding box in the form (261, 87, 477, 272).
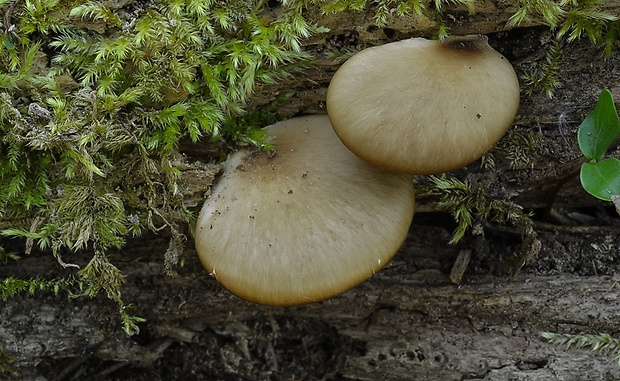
(195, 115, 415, 306)
(326, 35, 520, 175)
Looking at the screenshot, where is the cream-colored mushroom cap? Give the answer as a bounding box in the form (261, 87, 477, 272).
(195, 115, 414, 306)
(326, 35, 520, 175)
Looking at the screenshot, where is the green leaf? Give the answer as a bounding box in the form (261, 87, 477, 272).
(580, 157, 620, 201)
(578, 89, 620, 161)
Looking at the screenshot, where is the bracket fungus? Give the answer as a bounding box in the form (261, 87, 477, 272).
(195, 115, 415, 306)
(326, 35, 520, 175)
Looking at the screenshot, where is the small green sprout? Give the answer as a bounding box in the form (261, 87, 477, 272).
(577, 89, 620, 210)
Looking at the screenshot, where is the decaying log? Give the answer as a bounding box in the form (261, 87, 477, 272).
(2, 220, 620, 380)
(3, 2, 620, 380)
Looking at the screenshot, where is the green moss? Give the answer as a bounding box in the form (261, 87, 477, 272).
(511, 0, 619, 98)
(319, 0, 426, 26)
(520, 38, 563, 99)
(543, 332, 620, 364)
(316, 0, 475, 34)
(1, 275, 81, 300)
(508, 0, 565, 27)
(510, 0, 620, 56)
(497, 128, 542, 170)
(417, 175, 535, 245)
(0, 0, 322, 334)
(0, 344, 17, 379)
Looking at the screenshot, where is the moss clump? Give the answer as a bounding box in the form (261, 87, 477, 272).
(0, 0, 321, 334)
(318, 0, 475, 32)
(496, 128, 542, 170)
(510, 0, 620, 97)
(543, 332, 620, 365)
(417, 175, 535, 245)
(0, 343, 17, 379)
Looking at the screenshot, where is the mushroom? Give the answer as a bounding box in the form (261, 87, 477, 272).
(326, 35, 520, 175)
(195, 114, 415, 306)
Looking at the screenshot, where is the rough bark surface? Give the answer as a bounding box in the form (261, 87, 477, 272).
(3, 223, 620, 380)
(2, 2, 620, 380)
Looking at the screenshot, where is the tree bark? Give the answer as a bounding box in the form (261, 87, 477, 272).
(3, 2, 620, 380)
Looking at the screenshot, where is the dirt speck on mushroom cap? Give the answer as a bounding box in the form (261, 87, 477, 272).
(195, 115, 415, 306)
(326, 35, 520, 175)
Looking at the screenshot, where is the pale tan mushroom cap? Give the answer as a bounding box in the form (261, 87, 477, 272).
(195, 115, 415, 306)
(326, 35, 520, 175)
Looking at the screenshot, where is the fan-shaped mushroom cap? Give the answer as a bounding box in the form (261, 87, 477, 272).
(195, 115, 415, 306)
(326, 35, 520, 175)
